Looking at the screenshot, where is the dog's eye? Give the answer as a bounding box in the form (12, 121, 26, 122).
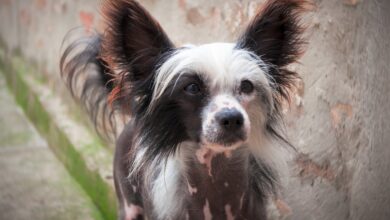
(184, 83, 201, 95)
(240, 80, 254, 94)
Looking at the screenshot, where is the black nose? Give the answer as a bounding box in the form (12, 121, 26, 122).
(215, 109, 244, 131)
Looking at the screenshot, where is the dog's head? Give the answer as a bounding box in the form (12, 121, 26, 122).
(149, 43, 273, 153)
(102, 0, 307, 158)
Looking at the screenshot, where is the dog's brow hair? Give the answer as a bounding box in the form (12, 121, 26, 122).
(151, 43, 272, 107)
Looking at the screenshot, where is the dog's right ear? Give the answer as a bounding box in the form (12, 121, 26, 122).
(100, 0, 174, 111)
(101, 0, 174, 81)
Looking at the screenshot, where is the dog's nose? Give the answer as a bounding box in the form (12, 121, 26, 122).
(215, 109, 244, 132)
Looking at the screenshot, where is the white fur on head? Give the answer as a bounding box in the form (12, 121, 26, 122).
(151, 43, 273, 107)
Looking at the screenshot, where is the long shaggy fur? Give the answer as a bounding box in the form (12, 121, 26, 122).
(60, 32, 120, 140)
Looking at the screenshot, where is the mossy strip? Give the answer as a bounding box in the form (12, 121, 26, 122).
(0, 53, 117, 220)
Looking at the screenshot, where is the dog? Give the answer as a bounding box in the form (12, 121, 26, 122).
(60, 0, 308, 219)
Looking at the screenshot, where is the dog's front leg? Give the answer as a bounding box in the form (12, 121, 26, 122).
(114, 123, 144, 220)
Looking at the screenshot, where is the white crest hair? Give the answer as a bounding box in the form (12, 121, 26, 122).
(150, 43, 274, 109)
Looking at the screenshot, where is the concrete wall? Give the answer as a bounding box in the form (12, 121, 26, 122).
(1, 0, 389, 219)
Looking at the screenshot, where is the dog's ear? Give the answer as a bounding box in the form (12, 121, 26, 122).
(100, 0, 174, 112)
(101, 0, 174, 81)
(237, 0, 309, 100)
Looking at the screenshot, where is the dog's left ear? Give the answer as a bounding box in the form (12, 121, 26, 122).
(237, 0, 310, 99)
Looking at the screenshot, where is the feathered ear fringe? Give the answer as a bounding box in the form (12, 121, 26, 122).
(60, 32, 121, 141)
(100, 0, 174, 114)
(237, 0, 312, 147)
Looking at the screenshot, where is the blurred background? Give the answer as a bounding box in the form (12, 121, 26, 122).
(0, 0, 389, 220)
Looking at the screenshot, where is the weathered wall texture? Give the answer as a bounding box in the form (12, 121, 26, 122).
(1, 0, 389, 219)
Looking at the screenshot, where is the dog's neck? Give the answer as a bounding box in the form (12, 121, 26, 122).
(187, 147, 267, 220)
(149, 144, 269, 220)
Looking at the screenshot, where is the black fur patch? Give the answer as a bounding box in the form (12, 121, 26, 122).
(132, 72, 208, 174)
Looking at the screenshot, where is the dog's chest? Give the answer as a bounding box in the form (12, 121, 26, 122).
(135, 145, 269, 219)
(185, 153, 246, 219)
(181, 151, 266, 220)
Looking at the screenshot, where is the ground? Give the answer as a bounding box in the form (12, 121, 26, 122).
(0, 73, 103, 220)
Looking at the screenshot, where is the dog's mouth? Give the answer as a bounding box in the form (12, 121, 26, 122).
(201, 130, 248, 153)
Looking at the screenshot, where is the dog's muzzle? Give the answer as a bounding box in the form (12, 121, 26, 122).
(203, 107, 248, 148)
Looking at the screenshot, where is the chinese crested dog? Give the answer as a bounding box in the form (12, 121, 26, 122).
(60, 0, 309, 219)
